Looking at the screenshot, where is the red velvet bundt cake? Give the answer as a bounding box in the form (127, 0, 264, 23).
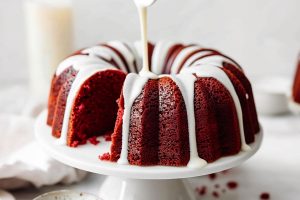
(292, 55, 300, 104)
(47, 41, 260, 168)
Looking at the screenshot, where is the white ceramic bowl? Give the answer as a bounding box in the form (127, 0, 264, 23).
(33, 190, 101, 200)
(253, 76, 291, 116)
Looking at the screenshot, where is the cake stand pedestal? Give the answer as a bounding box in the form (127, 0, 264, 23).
(35, 110, 263, 200)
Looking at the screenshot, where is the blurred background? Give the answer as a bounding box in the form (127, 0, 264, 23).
(1, 0, 300, 86)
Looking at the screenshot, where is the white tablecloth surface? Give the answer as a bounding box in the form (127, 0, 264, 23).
(1, 84, 299, 200)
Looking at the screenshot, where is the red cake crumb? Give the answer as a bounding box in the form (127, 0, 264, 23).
(99, 152, 111, 161)
(71, 141, 79, 147)
(104, 134, 112, 141)
(196, 186, 207, 196)
(260, 193, 270, 200)
(227, 181, 238, 190)
(71, 139, 88, 147)
(208, 173, 217, 180)
(212, 191, 219, 198)
(79, 139, 87, 145)
(88, 136, 100, 145)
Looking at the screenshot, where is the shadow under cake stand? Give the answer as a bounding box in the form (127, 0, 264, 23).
(35, 110, 263, 200)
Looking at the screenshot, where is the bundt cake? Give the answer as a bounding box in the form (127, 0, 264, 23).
(47, 40, 260, 168)
(292, 55, 300, 104)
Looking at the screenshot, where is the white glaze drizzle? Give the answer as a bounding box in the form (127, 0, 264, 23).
(58, 63, 116, 145)
(137, 6, 150, 73)
(192, 54, 239, 69)
(133, 41, 143, 60)
(127, 42, 143, 71)
(82, 46, 128, 72)
(152, 41, 177, 74)
(118, 0, 159, 164)
(160, 74, 207, 168)
(56, 55, 102, 76)
(107, 41, 137, 73)
(181, 50, 214, 70)
(181, 65, 251, 151)
(171, 45, 202, 74)
(117, 72, 158, 164)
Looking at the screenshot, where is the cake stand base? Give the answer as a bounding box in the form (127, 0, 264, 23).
(99, 176, 194, 200)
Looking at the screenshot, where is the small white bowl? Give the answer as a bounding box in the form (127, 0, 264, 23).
(33, 190, 101, 200)
(253, 76, 291, 116)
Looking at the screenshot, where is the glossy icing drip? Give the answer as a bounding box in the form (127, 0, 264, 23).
(56, 55, 102, 76)
(181, 65, 251, 151)
(82, 46, 128, 72)
(117, 73, 158, 164)
(181, 50, 213, 69)
(137, 6, 150, 73)
(152, 41, 176, 74)
(193, 54, 239, 69)
(171, 46, 201, 74)
(107, 41, 137, 73)
(160, 74, 207, 168)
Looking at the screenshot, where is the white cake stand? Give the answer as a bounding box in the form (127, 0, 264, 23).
(35, 110, 263, 200)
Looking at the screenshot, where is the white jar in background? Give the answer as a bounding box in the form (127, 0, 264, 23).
(24, 0, 73, 100)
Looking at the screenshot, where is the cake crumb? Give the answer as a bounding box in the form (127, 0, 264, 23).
(104, 134, 112, 141)
(260, 192, 270, 200)
(79, 139, 87, 145)
(227, 181, 238, 190)
(208, 173, 217, 180)
(88, 136, 100, 145)
(212, 191, 219, 198)
(196, 186, 206, 196)
(71, 141, 79, 148)
(99, 152, 111, 161)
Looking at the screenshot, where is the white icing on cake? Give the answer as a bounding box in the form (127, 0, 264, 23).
(117, 73, 157, 164)
(160, 74, 207, 168)
(170, 45, 201, 74)
(181, 50, 213, 69)
(107, 41, 137, 73)
(181, 65, 251, 151)
(192, 54, 239, 69)
(128, 42, 143, 72)
(56, 55, 102, 76)
(82, 46, 128, 72)
(152, 41, 176, 74)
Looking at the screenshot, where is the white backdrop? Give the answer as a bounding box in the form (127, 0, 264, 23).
(0, 0, 300, 84)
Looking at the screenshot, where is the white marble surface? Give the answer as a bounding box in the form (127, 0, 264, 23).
(0, 0, 300, 84)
